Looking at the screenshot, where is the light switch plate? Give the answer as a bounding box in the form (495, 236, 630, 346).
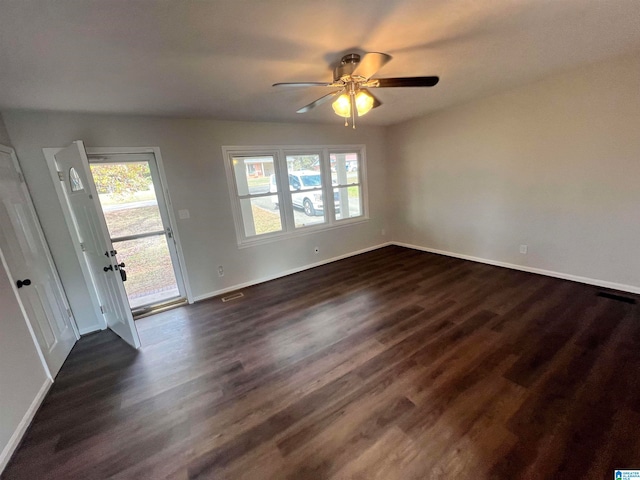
(178, 209, 190, 219)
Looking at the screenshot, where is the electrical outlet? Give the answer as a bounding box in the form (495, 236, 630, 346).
(314, 246, 319, 254)
(519, 245, 528, 254)
(381, 228, 386, 236)
(218, 265, 224, 277)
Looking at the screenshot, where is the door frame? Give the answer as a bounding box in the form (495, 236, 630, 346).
(86, 148, 190, 307)
(1, 144, 80, 380)
(43, 146, 193, 315)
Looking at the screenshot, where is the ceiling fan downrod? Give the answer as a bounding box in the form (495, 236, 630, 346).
(350, 83, 357, 129)
(334, 53, 361, 82)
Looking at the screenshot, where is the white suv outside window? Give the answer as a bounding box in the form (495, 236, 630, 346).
(269, 170, 339, 216)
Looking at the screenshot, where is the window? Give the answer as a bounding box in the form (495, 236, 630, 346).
(69, 167, 84, 192)
(223, 145, 367, 246)
(228, 154, 282, 239)
(331, 152, 363, 220)
(286, 154, 326, 228)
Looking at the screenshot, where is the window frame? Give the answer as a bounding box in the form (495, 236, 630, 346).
(328, 148, 366, 222)
(222, 145, 368, 247)
(283, 149, 329, 230)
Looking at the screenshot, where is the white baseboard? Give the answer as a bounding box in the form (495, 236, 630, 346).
(393, 242, 640, 295)
(193, 242, 393, 302)
(78, 324, 105, 335)
(0, 378, 52, 473)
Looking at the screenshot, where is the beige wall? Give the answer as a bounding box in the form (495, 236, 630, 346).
(0, 114, 11, 146)
(388, 52, 640, 291)
(2, 112, 389, 332)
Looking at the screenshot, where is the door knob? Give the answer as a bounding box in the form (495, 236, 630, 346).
(103, 265, 113, 272)
(16, 279, 32, 288)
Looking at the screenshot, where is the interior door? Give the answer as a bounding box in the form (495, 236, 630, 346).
(0, 146, 78, 377)
(54, 141, 141, 348)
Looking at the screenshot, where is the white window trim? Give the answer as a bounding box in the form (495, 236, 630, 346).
(222, 144, 369, 248)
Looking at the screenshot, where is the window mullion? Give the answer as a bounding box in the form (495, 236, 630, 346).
(320, 148, 335, 224)
(275, 149, 295, 232)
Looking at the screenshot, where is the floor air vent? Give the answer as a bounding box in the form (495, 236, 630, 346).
(221, 292, 244, 302)
(597, 292, 636, 304)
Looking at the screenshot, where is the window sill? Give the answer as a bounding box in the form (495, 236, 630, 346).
(237, 216, 370, 249)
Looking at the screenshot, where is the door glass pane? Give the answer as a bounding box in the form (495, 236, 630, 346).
(286, 154, 326, 228)
(69, 167, 84, 192)
(239, 196, 283, 237)
(89, 157, 183, 310)
(90, 162, 163, 238)
(113, 236, 179, 309)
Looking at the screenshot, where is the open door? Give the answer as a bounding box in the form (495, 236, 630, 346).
(54, 141, 140, 348)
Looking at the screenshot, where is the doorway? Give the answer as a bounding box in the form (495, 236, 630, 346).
(87, 152, 186, 314)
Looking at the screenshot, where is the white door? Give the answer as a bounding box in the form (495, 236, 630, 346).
(0, 145, 78, 377)
(54, 141, 141, 348)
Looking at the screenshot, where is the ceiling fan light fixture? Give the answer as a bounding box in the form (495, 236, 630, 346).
(332, 90, 374, 119)
(331, 93, 351, 117)
(355, 90, 374, 116)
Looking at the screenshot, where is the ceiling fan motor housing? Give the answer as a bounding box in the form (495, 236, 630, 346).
(334, 53, 362, 82)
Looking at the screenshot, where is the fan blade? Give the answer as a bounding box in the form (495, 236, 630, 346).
(273, 82, 333, 87)
(352, 52, 392, 79)
(374, 76, 439, 88)
(296, 90, 343, 113)
(362, 88, 382, 109)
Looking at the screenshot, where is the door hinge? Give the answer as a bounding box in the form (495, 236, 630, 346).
(100, 305, 104, 314)
(66, 308, 73, 318)
(80, 242, 87, 252)
(57, 171, 65, 181)
(166, 227, 173, 239)
(17, 172, 25, 183)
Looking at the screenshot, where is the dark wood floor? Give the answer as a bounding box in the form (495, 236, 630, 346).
(4, 246, 640, 479)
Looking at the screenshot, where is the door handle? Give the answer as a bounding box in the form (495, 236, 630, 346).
(104, 265, 113, 272)
(16, 279, 32, 288)
(115, 262, 125, 269)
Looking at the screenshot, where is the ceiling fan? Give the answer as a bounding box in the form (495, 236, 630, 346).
(273, 52, 439, 128)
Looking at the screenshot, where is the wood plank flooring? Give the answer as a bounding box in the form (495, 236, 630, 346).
(3, 245, 640, 479)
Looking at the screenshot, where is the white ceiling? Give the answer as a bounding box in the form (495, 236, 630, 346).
(1, 0, 639, 126)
